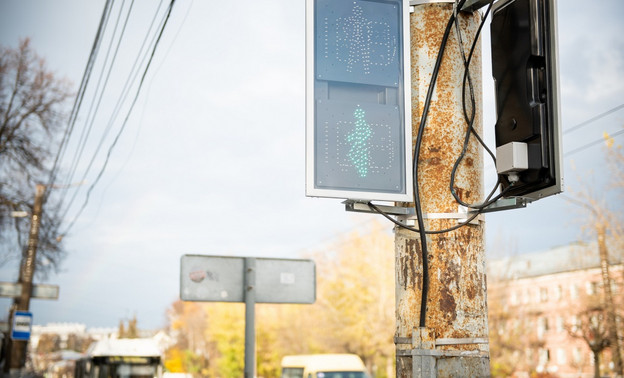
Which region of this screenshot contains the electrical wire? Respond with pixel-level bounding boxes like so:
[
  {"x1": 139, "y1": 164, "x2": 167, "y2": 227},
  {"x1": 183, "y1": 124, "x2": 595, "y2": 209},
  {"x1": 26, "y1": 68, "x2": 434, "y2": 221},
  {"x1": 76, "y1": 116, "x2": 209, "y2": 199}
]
[
  {"x1": 368, "y1": 183, "x2": 510, "y2": 235},
  {"x1": 410, "y1": 0, "x2": 468, "y2": 328},
  {"x1": 45, "y1": 0, "x2": 114, "y2": 200},
  {"x1": 88, "y1": 0, "x2": 190, "y2": 228},
  {"x1": 449, "y1": 0, "x2": 500, "y2": 210},
  {"x1": 564, "y1": 128, "x2": 624, "y2": 156},
  {"x1": 57, "y1": 0, "x2": 135, "y2": 219},
  {"x1": 563, "y1": 103, "x2": 624, "y2": 135},
  {"x1": 62, "y1": 0, "x2": 176, "y2": 235},
  {"x1": 369, "y1": 0, "x2": 497, "y2": 327},
  {"x1": 58, "y1": 0, "x2": 165, "y2": 224},
  {"x1": 61, "y1": 0, "x2": 134, "y2": 201}
]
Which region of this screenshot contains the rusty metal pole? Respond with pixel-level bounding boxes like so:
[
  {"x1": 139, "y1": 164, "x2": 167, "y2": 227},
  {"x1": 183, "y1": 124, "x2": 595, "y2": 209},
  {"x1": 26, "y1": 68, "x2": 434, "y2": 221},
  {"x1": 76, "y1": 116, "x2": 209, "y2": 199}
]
[
  {"x1": 5, "y1": 184, "x2": 45, "y2": 376},
  {"x1": 395, "y1": 3, "x2": 489, "y2": 377},
  {"x1": 597, "y1": 223, "x2": 623, "y2": 377}
]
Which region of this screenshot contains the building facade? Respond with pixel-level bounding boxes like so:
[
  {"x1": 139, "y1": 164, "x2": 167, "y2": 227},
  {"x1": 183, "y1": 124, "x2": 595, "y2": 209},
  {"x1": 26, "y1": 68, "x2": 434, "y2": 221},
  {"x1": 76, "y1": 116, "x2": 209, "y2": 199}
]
[{"x1": 487, "y1": 241, "x2": 623, "y2": 377}]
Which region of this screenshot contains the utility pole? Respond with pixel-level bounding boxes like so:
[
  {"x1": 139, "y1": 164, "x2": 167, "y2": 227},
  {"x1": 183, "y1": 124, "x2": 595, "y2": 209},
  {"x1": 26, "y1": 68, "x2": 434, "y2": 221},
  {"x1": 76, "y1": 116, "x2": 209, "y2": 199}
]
[
  {"x1": 597, "y1": 222, "x2": 623, "y2": 377},
  {"x1": 5, "y1": 184, "x2": 45, "y2": 376},
  {"x1": 395, "y1": 3, "x2": 489, "y2": 377}
]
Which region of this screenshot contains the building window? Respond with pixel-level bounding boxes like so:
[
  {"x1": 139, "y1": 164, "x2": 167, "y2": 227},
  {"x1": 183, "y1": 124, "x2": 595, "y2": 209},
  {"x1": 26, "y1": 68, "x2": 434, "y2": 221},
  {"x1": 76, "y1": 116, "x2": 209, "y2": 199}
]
[
  {"x1": 523, "y1": 289, "x2": 530, "y2": 304},
  {"x1": 611, "y1": 279, "x2": 619, "y2": 294},
  {"x1": 556, "y1": 316, "x2": 564, "y2": 333},
  {"x1": 573, "y1": 347, "x2": 583, "y2": 364},
  {"x1": 570, "y1": 315, "x2": 580, "y2": 332},
  {"x1": 570, "y1": 283, "x2": 579, "y2": 299},
  {"x1": 554, "y1": 285, "x2": 562, "y2": 301},
  {"x1": 538, "y1": 317, "x2": 549, "y2": 339},
  {"x1": 510, "y1": 291, "x2": 518, "y2": 305},
  {"x1": 557, "y1": 348, "x2": 566, "y2": 365},
  {"x1": 538, "y1": 348, "x2": 551, "y2": 366},
  {"x1": 586, "y1": 281, "x2": 598, "y2": 295},
  {"x1": 540, "y1": 287, "x2": 548, "y2": 302}
]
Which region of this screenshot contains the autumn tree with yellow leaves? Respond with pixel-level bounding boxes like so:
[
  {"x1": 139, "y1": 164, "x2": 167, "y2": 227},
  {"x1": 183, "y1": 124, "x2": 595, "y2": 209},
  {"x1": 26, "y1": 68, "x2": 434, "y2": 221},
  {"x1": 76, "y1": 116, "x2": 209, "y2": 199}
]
[{"x1": 164, "y1": 220, "x2": 396, "y2": 377}]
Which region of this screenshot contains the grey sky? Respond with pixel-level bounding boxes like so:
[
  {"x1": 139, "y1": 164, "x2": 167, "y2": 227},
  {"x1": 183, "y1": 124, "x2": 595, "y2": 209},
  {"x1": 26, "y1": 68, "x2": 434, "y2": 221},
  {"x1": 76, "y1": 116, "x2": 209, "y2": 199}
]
[{"x1": 1, "y1": 0, "x2": 623, "y2": 329}]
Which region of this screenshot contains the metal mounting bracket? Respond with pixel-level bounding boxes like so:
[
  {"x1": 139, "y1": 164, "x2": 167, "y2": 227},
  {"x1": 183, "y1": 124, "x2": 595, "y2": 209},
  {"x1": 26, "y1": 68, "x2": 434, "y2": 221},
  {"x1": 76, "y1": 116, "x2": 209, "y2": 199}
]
[
  {"x1": 344, "y1": 197, "x2": 528, "y2": 221},
  {"x1": 395, "y1": 329, "x2": 490, "y2": 377}
]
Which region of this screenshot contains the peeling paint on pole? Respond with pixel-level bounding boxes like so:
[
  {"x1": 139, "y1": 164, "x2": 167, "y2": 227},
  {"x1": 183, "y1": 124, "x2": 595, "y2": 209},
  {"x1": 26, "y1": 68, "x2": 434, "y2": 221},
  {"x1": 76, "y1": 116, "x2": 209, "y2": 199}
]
[{"x1": 395, "y1": 4, "x2": 489, "y2": 377}]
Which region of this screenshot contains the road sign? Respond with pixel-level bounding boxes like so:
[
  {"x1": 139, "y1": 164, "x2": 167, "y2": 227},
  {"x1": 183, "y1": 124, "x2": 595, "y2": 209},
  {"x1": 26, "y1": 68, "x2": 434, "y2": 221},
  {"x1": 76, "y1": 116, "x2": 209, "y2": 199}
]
[
  {"x1": 180, "y1": 255, "x2": 316, "y2": 304},
  {"x1": 305, "y1": 0, "x2": 412, "y2": 202},
  {"x1": 11, "y1": 311, "x2": 33, "y2": 341},
  {"x1": 0, "y1": 282, "x2": 59, "y2": 300},
  {"x1": 180, "y1": 254, "x2": 316, "y2": 378}
]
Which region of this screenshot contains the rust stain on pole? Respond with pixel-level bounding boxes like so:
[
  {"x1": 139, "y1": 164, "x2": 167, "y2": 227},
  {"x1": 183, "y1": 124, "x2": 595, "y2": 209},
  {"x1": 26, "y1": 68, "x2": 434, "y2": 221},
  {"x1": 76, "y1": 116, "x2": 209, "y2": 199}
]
[{"x1": 395, "y1": 4, "x2": 489, "y2": 376}]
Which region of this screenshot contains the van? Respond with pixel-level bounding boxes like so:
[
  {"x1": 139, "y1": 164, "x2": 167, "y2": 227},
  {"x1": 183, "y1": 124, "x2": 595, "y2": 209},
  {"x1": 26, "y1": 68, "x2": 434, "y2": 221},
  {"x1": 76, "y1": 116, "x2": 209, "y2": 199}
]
[{"x1": 280, "y1": 354, "x2": 368, "y2": 378}]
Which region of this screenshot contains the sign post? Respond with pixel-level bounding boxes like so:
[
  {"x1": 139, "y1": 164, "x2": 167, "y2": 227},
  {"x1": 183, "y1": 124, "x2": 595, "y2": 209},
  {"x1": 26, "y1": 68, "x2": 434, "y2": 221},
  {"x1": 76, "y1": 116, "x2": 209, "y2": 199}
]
[
  {"x1": 180, "y1": 255, "x2": 316, "y2": 378},
  {"x1": 244, "y1": 258, "x2": 256, "y2": 378}
]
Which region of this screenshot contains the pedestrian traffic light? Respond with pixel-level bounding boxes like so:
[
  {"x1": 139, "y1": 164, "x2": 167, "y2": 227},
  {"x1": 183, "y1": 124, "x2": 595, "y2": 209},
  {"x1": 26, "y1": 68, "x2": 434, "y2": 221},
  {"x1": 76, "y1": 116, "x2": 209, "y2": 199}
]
[
  {"x1": 305, "y1": 0, "x2": 412, "y2": 202},
  {"x1": 491, "y1": 0, "x2": 563, "y2": 200}
]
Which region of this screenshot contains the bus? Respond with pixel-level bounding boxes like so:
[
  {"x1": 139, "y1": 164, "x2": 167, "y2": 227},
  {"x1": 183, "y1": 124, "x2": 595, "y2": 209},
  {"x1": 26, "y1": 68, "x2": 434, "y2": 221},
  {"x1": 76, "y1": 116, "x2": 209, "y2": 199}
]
[
  {"x1": 281, "y1": 354, "x2": 368, "y2": 378},
  {"x1": 74, "y1": 338, "x2": 163, "y2": 378}
]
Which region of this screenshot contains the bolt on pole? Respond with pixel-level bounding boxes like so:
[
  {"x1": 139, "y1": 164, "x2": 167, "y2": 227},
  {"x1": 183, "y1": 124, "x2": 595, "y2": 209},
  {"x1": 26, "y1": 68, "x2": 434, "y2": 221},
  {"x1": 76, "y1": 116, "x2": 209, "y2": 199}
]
[{"x1": 395, "y1": 3, "x2": 489, "y2": 377}]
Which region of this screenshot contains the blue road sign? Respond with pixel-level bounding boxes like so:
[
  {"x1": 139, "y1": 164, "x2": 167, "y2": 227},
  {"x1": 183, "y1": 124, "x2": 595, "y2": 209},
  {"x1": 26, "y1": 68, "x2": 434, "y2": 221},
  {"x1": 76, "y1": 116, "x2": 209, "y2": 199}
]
[{"x1": 11, "y1": 311, "x2": 33, "y2": 341}]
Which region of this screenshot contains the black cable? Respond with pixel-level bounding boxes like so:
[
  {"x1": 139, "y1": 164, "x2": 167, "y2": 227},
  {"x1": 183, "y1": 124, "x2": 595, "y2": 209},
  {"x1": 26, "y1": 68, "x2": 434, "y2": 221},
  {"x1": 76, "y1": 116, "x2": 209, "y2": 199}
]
[
  {"x1": 62, "y1": 0, "x2": 133, "y2": 198},
  {"x1": 59, "y1": 0, "x2": 165, "y2": 224},
  {"x1": 45, "y1": 0, "x2": 114, "y2": 199},
  {"x1": 57, "y1": 0, "x2": 134, "y2": 221},
  {"x1": 564, "y1": 128, "x2": 624, "y2": 156},
  {"x1": 62, "y1": 0, "x2": 176, "y2": 235},
  {"x1": 369, "y1": 182, "x2": 510, "y2": 235},
  {"x1": 563, "y1": 103, "x2": 624, "y2": 135},
  {"x1": 411, "y1": 0, "x2": 467, "y2": 328},
  {"x1": 449, "y1": 0, "x2": 498, "y2": 210}
]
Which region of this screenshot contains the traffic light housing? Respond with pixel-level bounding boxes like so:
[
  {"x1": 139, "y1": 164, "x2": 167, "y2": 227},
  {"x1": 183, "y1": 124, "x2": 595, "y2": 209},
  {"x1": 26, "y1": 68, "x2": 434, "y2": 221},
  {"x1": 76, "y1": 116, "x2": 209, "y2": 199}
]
[
  {"x1": 305, "y1": 0, "x2": 412, "y2": 202},
  {"x1": 491, "y1": 0, "x2": 563, "y2": 200}
]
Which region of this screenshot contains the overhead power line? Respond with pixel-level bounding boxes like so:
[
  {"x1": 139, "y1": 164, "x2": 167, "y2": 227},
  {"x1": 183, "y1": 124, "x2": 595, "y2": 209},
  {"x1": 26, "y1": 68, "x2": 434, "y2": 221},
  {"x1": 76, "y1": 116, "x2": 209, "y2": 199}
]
[
  {"x1": 565, "y1": 128, "x2": 624, "y2": 156},
  {"x1": 563, "y1": 103, "x2": 624, "y2": 135},
  {"x1": 62, "y1": 0, "x2": 177, "y2": 235},
  {"x1": 46, "y1": 0, "x2": 114, "y2": 198},
  {"x1": 61, "y1": 0, "x2": 135, "y2": 200}
]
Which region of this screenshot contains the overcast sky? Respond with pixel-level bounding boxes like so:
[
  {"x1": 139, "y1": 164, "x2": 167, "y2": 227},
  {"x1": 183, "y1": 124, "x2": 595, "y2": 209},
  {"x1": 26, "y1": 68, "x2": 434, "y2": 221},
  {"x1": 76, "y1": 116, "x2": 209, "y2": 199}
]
[{"x1": 1, "y1": 0, "x2": 623, "y2": 329}]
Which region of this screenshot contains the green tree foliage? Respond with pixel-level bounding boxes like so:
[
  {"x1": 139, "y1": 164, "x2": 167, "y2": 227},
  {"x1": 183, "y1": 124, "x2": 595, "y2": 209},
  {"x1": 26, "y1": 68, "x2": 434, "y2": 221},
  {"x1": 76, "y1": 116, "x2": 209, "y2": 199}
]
[
  {"x1": 165, "y1": 221, "x2": 396, "y2": 377},
  {"x1": 205, "y1": 303, "x2": 245, "y2": 377},
  {"x1": 313, "y1": 221, "x2": 395, "y2": 376},
  {"x1": 164, "y1": 300, "x2": 211, "y2": 377}
]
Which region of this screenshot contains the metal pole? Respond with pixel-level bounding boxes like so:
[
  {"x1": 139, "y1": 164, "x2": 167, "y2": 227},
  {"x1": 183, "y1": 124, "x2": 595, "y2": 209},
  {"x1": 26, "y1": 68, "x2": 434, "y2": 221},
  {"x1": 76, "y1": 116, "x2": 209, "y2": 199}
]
[
  {"x1": 5, "y1": 184, "x2": 45, "y2": 376},
  {"x1": 597, "y1": 223, "x2": 623, "y2": 377},
  {"x1": 395, "y1": 4, "x2": 489, "y2": 377},
  {"x1": 244, "y1": 257, "x2": 256, "y2": 378}
]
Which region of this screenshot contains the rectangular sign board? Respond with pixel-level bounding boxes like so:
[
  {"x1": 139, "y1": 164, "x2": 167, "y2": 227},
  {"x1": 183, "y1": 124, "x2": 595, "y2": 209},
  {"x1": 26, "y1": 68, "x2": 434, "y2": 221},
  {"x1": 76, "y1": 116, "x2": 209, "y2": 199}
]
[
  {"x1": 180, "y1": 255, "x2": 315, "y2": 304},
  {"x1": 180, "y1": 255, "x2": 244, "y2": 302},
  {"x1": 11, "y1": 311, "x2": 33, "y2": 341},
  {"x1": 0, "y1": 282, "x2": 59, "y2": 300},
  {"x1": 255, "y1": 258, "x2": 316, "y2": 303}
]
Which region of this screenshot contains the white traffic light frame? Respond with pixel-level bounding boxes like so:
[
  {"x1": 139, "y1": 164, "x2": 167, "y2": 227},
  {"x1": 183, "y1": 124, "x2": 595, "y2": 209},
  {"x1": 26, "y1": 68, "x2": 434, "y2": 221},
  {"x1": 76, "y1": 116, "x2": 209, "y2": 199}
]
[{"x1": 305, "y1": 0, "x2": 412, "y2": 202}]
